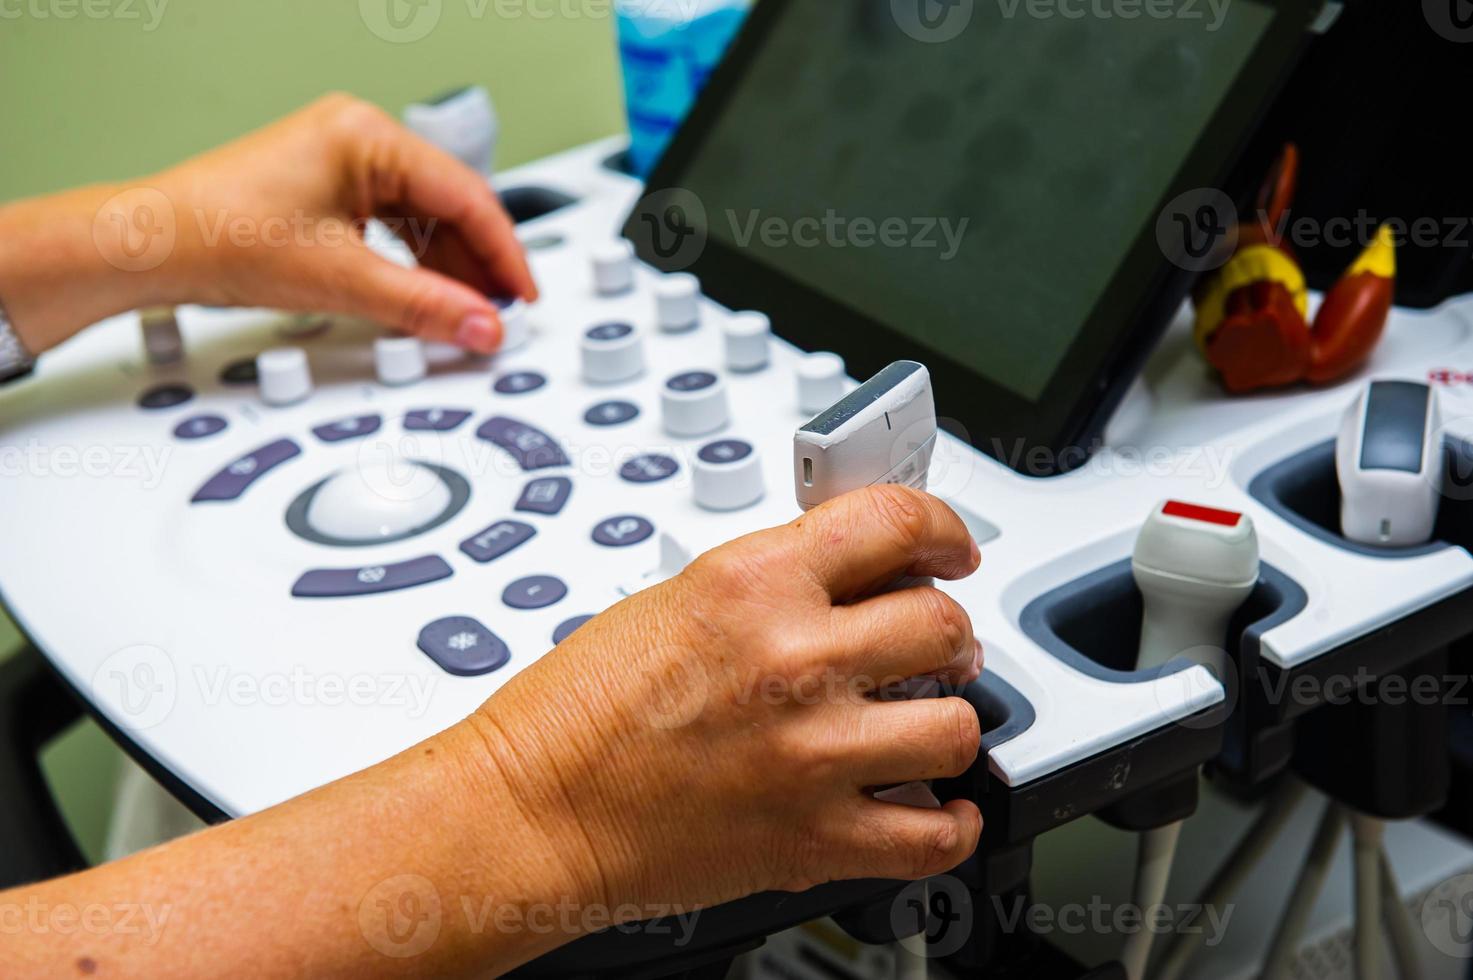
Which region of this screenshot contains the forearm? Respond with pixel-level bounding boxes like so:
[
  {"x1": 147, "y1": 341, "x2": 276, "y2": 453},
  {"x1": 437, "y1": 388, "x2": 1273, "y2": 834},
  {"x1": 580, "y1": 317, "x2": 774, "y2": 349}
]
[
  {"x1": 0, "y1": 719, "x2": 602, "y2": 978},
  {"x1": 0, "y1": 180, "x2": 198, "y2": 356}
]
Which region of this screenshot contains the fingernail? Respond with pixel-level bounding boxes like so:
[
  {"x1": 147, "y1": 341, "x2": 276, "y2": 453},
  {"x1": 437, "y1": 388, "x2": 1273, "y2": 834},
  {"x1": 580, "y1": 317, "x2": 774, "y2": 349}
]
[
  {"x1": 969, "y1": 640, "x2": 984, "y2": 680},
  {"x1": 456, "y1": 314, "x2": 498, "y2": 353},
  {"x1": 969, "y1": 537, "x2": 981, "y2": 567}
]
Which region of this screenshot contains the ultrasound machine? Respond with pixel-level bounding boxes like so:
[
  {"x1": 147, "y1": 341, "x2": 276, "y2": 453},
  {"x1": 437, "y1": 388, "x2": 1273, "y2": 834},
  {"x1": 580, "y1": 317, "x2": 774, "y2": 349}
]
[{"x1": 4, "y1": 1, "x2": 1473, "y2": 978}]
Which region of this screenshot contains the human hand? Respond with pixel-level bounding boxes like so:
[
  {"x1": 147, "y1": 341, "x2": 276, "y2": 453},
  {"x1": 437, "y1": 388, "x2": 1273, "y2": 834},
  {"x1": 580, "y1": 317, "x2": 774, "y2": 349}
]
[
  {"x1": 0, "y1": 94, "x2": 536, "y2": 356},
  {"x1": 469, "y1": 484, "x2": 985, "y2": 918},
  {"x1": 155, "y1": 93, "x2": 536, "y2": 353}
]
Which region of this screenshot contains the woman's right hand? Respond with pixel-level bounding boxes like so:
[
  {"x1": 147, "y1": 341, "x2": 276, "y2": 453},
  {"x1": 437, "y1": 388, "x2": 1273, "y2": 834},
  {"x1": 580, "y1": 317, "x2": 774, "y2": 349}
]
[{"x1": 467, "y1": 483, "x2": 986, "y2": 918}]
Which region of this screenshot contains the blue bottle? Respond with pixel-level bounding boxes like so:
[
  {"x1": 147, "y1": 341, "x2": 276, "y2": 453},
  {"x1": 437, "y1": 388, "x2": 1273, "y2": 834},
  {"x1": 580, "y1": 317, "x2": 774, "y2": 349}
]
[{"x1": 615, "y1": 0, "x2": 751, "y2": 177}]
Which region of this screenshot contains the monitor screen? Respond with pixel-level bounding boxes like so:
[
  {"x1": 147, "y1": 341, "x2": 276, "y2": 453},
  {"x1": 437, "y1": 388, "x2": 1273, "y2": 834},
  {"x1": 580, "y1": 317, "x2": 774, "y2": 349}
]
[{"x1": 629, "y1": 0, "x2": 1314, "y2": 473}]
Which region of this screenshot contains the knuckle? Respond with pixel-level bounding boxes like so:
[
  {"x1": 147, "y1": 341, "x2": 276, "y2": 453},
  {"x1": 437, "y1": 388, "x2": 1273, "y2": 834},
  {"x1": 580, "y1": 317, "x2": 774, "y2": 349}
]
[
  {"x1": 941, "y1": 698, "x2": 982, "y2": 774},
  {"x1": 690, "y1": 544, "x2": 767, "y2": 600},
  {"x1": 912, "y1": 821, "x2": 962, "y2": 879},
  {"x1": 398, "y1": 279, "x2": 446, "y2": 335},
  {"x1": 866, "y1": 484, "x2": 932, "y2": 553},
  {"x1": 917, "y1": 590, "x2": 968, "y2": 663}
]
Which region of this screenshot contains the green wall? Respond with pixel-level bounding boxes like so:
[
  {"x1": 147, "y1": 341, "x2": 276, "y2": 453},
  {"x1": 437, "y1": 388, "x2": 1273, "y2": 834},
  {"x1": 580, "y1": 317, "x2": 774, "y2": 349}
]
[
  {"x1": 1, "y1": 0, "x2": 627, "y2": 861},
  {"x1": 0, "y1": 0, "x2": 627, "y2": 200}
]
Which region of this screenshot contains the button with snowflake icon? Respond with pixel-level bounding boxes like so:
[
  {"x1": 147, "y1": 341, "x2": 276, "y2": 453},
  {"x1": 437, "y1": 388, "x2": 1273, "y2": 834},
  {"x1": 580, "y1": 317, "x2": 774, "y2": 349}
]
[{"x1": 417, "y1": 616, "x2": 510, "y2": 677}]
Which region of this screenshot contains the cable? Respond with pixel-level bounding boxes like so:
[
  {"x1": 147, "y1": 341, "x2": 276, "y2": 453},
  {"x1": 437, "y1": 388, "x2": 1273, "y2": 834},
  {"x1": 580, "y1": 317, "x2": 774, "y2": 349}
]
[
  {"x1": 1121, "y1": 820, "x2": 1184, "y2": 980},
  {"x1": 1351, "y1": 814, "x2": 1386, "y2": 980},
  {"x1": 1262, "y1": 802, "x2": 1346, "y2": 979},
  {"x1": 1155, "y1": 779, "x2": 1309, "y2": 980},
  {"x1": 895, "y1": 882, "x2": 929, "y2": 980},
  {"x1": 1378, "y1": 846, "x2": 1419, "y2": 980}
]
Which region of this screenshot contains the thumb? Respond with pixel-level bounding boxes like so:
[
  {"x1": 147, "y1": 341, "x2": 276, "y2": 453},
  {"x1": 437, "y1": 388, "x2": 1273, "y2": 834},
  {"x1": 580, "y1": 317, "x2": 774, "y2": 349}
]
[{"x1": 334, "y1": 247, "x2": 506, "y2": 353}]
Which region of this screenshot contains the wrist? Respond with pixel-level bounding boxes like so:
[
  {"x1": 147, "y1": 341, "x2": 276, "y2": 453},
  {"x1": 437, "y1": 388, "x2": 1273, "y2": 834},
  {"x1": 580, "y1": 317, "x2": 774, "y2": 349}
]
[
  {"x1": 0, "y1": 180, "x2": 189, "y2": 354},
  {"x1": 442, "y1": 713, "x2": 618, "y2": 940}
]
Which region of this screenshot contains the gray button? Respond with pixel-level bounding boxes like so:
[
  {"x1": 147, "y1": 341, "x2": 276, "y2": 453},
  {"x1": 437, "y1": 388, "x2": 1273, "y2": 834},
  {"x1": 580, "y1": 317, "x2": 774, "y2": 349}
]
[
  {"x1": 418, "y1": 617, "x2": 510, "y2": 676},
  {"x1": 667, "y1": 371, "x2": 718, "y2": 393},
  {"x1": 494, "y1": 371, "x2": 546, "y2": 395},
  {"x1": 585, "y1": 401, "x2": 640, "y2": 427},
  {"x1": 312, "y1": 414, "x2": 383, "y2": 443},
  {"x1": 175, "y1": 415, "x2": 228, "y2": 440},
  {"x1": 476, "y1": 417, "x2": 569, "y2": 471},
  {"x1": 553, "y1": 615, "x2": 594, "y2": 645},
  {"x1": 503, "y1": 575, "x2": 568, "y2": 610},
  {"x1": 586, "y1": 321, "x2": 635, "y2": 342},
  {"x1": 592, "y1": 515, "x2": 655, "y2": 548},
  {"x1": 516, "y1": 477, "x2": 573, "y2": 515},
  {"x1": 460, "y1": 520, "x2": 536, "y2": 563},
  {"x1": 620, "y1": 454, "x2": 680, "y2": 484},
  {"x1": 698, "y1": 439, "x2": 753, "y2": 465},
  {"x1": 405, "y1": 408, "x2": 471, "y2": 432},
  {"x1": 291, "y1": 555, "x2": 453, "y2": 598},
  {"x1": 138, "y1": 383, "x2": 194, "y2": 410},
  {"x1": 192, "y1": 439, "x2": 301, "y2": 503}
]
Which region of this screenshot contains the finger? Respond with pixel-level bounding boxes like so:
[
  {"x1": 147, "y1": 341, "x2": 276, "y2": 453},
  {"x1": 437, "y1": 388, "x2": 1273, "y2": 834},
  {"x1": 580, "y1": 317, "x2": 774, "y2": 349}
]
[
  {"x1": 793, "y1": 485, "x2": 979, "y2": 600},
  {"x1": 836, "y1": 798, "x2": 983, "y2": 882},
  {"x1": 361, "y1": 129, "x2": 538, "y2": 303},
  {"x1": 846, "y1": 698, "x2": 982, "y2": 787},
  {"x1": 828, "y1": 588, "x2": 981, "y2": 689},
  {"x1": 328, "y1": 245, "x2": 505, "y2": 353}
]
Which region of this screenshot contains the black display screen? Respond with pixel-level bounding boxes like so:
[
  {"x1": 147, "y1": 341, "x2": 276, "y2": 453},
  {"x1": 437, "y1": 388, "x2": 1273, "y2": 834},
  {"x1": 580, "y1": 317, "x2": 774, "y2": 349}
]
[{"x1": 628, "y1": 0, "x2": 1316, "y2": 473}]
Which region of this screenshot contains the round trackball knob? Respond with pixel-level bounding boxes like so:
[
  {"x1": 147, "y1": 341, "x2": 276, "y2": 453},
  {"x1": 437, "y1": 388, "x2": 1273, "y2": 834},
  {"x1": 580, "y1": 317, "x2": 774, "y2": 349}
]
[
  {"x1": 257, "y1": 347, "x2": 313, "y2": 406},
  {"x1": 581, "y1": 322, "x2": 644, "y2": 384},
  {"x1": 797, "y1": 351, "x2": 847, "y2": 415},
  {"x1": 661, "y1": 370, "x2": 729, "y2": 437},
  {"x1": 374, "y1": 336, "x2": 427, "y2": 387},
  {"x1": 724, "y1": 311, "x2": 771, "y2": 373},
  {"x1": 493, "y1": 297, "x2": 530, "y2": 353},
  {"x1": 655, "y1": 273, "x2": 701, "y2": 332},
  {"x1": 1132, "y1": 500, "x2": 1260, "y2": 674},
  {"x1": 592, "y1": 240, "x2": 636, "y2": 296},
  {"x1": 694, "y1": 439, "x2": 765, "y2": 511}
]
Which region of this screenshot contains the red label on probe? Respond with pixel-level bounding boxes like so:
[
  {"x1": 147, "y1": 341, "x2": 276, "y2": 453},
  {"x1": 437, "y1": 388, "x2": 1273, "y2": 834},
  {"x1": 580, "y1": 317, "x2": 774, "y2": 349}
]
[{"x1": 1162, "y1": 500, "x2": 1242, "y2": 527}]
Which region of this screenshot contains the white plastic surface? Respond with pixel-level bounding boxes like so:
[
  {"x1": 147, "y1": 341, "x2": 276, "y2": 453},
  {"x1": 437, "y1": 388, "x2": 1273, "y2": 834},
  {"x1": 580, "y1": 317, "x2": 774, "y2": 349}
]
[{"x1": 3, "y1": 137, "x2": 1472, "y2": 819}]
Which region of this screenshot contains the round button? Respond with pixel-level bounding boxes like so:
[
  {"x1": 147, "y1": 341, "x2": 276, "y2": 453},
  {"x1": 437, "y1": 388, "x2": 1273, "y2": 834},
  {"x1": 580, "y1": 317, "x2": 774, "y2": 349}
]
[
  {"x1": 374, "y1": 336, "x2": 427, "y2": 387},
  {"x1": 655, "y1": 273, "x2": 701, "y2": 332},
  {"x1": 797, "y1": 351, "x2": 847, "y2": 415},
  {"x1": 694, "y1": 439, "x2": 765, "y2": 511},
  {"x1": 493, "y1": 297, "x2": 531, "y2": 353},
  {"x1": 593, "y1": 515, "x2": 655, "y2": 548},
  {"x1": 581, "y1": 321, "x2": 645, "y2": 385},
  {"x1": 723, "y1": 312, "x2": 771, "y2": 372},
  {"x1": 661, "y1": 371, "x2": 729, "y2": 437},
  {"x1": 592, "y1": 240, "x2": 636, "y2": 296},
  {"x1": 503, "y1": 575, "x2": 568, "y2": 610},
  {"x1": 553, "y1": 615, "x2": 595, "y2": 645},
  {"x1": 219, "y1": 358, "x2": 259, "y2": 386},
  {"x1": 303, "y1": 460, "x2": 454, "y2": 544},
  {"x1": 257, "y1": 348, "x2": 313, "y2": 407},
  {"x1": 620, "y1": 454, "x2": 680, "y2": 484},
  {"x1": 585, "y1": 401, "x2": 640, "y2": 427},
  {"x1": 494, "y1": 371, "x2": 546, "y2": 395},
  {"x1": 138, "y1": 383, "x2": 194, "y2": 410},
  {"x1": 174, "y1": 415, "x2": 228, "y2": 440}
]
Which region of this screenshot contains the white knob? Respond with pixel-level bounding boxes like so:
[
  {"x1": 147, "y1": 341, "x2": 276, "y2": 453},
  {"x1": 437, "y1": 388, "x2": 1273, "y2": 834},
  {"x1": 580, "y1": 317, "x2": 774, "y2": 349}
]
[
  {"x1": 592, "y1": 240, "x2": 636, "y2": 296},
  {"x1": 403, "y1": 86, "x2": 498, "y2": 175},
  {"x1": 258, "y1": 348, "x2": 313, "y2": 407},
  {"x1": 655, "y1": 273, "x2": 701, "y2": 332},
  {"x1": 1133, "y1": 500, "x2": 1260, "y2": 673},
  {"x1": 724, "y1": 312, "x2": 771, "y2": 372},
  {"x1": 661, "y1": 371, "x2": 728, "y2": 437},
  {"x1": 495, "y1": 298, "x2": 530, "y2": 353},
  {"x1": 797, "y1": 351, "x2": 847, "y2": 415},
  {"x1": 374, "y1": 336, "x2": 427, "y2": 387},
  {"x1": 140, "y1": 307, "x2": 183, "y2": 365},
  {"x1": 581, "y1": 322, "x2": 644, "y2": 384},
  {"x1": 694, "y1": 439, "x2": 765, "y2": 511}
]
